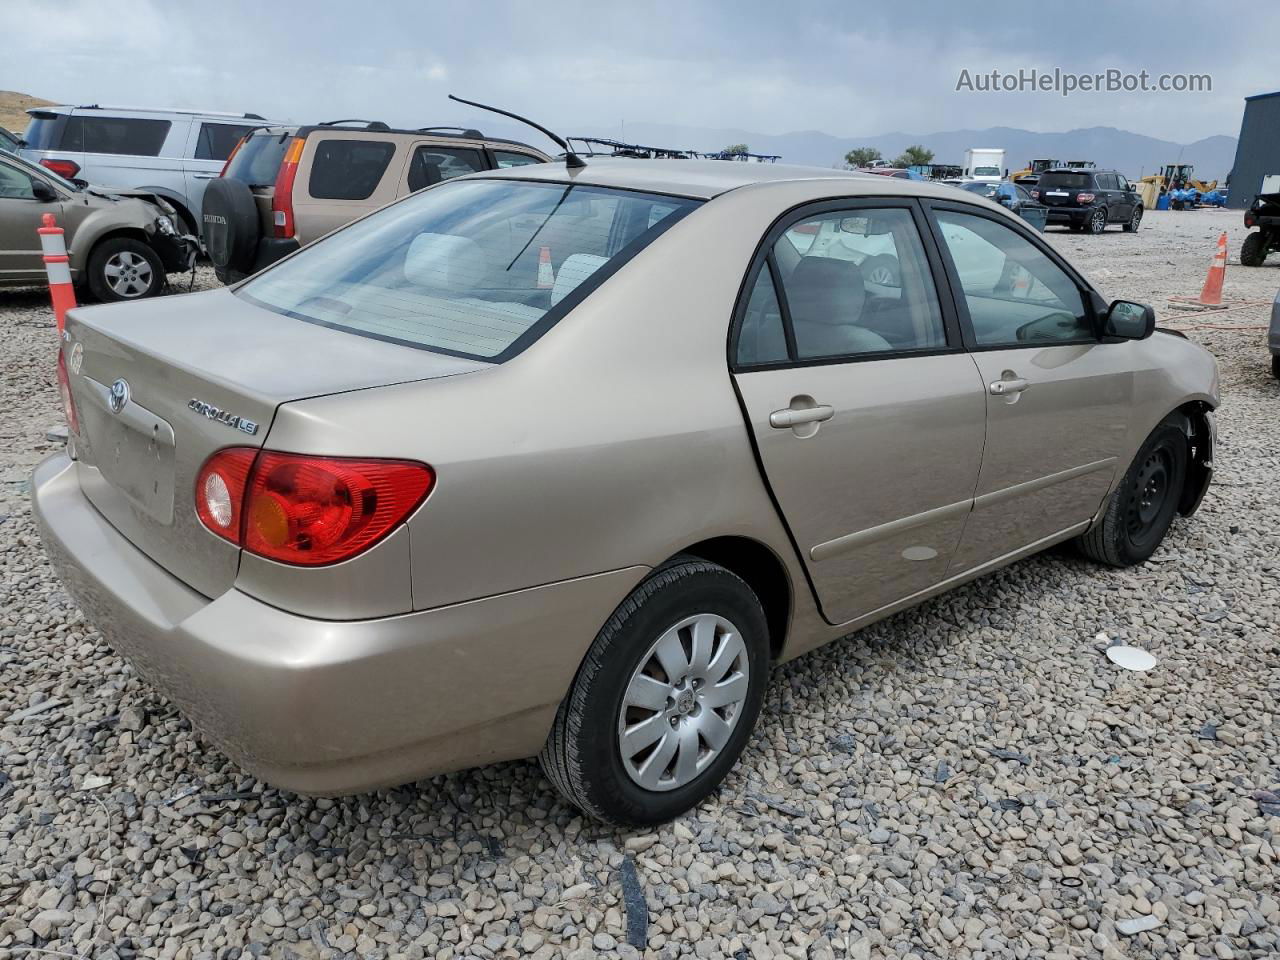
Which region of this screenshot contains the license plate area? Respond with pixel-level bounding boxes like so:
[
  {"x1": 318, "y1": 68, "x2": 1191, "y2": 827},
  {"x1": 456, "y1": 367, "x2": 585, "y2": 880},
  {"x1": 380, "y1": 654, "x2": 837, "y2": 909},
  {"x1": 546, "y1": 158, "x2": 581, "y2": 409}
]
[{"x1": 77, "y1": 377, "x2": 176, "y2": 524}]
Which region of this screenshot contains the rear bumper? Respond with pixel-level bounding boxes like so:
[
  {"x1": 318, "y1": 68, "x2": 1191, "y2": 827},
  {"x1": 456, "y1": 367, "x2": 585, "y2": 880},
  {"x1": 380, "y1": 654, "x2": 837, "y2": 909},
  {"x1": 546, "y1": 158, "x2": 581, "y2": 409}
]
[
  {"x1": 1044, "y1": 207, "x2": 1091, "y2": 225},
  {"x1": 152, "y1": 232, "x2": 198, "y2": 274},
  {"x1": 214, "y1": 237, "x2": 299, "y2": 285},
  {"x1": 33, "y1": 452, "x2": 644, "y2": 795}
]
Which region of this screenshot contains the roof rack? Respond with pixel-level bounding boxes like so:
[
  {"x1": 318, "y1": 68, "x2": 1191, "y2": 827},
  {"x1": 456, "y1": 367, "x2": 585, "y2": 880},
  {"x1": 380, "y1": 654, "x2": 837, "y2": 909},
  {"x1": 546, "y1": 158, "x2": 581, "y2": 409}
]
[
  {"x1": 319, "y1": 119, "x2": 392, "y2": 130},
  {"x1": 567, "y1": 137, "x2": 781, "y2": 163},
  {"x1": 418, "y1": 126, "x2": 484, "y2": 138},
  {"x1": 69, "y1": 104, "x2": 267, "y2": 120}
]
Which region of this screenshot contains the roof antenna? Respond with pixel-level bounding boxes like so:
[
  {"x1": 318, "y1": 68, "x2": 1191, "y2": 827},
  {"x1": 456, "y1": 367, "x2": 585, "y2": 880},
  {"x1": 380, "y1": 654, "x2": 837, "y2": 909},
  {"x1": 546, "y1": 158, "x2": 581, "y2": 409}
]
[{"x1": 448, "y1": 94, "x2": 585, "y2": 169}]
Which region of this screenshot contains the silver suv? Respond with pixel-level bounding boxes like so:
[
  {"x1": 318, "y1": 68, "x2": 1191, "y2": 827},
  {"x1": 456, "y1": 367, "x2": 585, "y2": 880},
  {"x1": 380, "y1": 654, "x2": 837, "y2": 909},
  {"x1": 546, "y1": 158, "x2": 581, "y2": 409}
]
[{"x1": 19, "y1": 104, "x2": 270, "y2": 238}]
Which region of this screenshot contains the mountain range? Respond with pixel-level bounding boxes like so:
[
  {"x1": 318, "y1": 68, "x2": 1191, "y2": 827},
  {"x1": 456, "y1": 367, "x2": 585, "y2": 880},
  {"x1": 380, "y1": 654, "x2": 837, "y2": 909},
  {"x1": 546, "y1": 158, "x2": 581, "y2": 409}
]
[{"x1": 559, "y1": 122, "x2": 1238, "y2": 181}]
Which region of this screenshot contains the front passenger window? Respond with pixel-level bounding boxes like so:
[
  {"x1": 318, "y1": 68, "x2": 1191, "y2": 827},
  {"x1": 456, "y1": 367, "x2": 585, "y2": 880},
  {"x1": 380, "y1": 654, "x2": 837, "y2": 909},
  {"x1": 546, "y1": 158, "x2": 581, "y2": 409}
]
[{"x1": 936, "y1": 211, "x2": 1091, "y2": 347}]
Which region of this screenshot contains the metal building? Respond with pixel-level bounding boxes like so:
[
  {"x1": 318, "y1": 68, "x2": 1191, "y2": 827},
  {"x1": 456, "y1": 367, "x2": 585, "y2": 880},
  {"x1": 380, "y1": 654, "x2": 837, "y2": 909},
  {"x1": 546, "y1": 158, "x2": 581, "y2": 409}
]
[{"x1": 1228, "y1": 90, "x2": 1280, "y2": 208}]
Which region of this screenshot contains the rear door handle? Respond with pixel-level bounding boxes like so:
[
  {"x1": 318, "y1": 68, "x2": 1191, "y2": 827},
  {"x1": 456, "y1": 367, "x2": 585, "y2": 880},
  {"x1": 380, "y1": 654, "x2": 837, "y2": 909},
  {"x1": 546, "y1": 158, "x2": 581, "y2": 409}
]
[
  {"x1": 988, "y1": 378, "x2": 1030, "y2": 396},
  {"x1": 770, "y1": 404, "x2": 834, "y2": 428},
  {"x1": 193, "y1": 173, "x2": 218, "y2": 179}
]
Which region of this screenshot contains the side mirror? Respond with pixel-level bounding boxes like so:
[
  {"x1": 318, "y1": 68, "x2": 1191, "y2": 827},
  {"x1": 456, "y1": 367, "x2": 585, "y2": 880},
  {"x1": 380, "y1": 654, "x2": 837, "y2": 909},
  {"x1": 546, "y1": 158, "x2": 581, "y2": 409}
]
[
  {"x1": 31, "y1": 180, "x2": 58, "y2": 202},
  {"x1": 1103, "y1": 300, "x2": 1156, "y2": 340}
]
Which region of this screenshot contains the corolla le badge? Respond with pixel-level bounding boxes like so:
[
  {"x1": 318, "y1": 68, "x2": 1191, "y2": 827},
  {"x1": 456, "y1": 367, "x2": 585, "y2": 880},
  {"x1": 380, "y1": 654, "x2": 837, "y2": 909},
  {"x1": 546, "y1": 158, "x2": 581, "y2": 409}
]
[
  {"x1": 108, "y1": 379, "x2": 130, "y2": 414},
  {"x1": 68, "y1": 341, "x2": 83, "y2": 375},
  {"x1": 188, "y1": 398, "x2": 259, "y2": 436}
]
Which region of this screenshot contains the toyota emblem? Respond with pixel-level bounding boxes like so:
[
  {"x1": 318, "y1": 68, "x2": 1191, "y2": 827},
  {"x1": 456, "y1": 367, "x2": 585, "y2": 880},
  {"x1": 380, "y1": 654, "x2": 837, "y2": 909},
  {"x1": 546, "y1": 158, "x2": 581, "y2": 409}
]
[{"x1": 108, "y1": 379, "x2": 130, "y2": 415}]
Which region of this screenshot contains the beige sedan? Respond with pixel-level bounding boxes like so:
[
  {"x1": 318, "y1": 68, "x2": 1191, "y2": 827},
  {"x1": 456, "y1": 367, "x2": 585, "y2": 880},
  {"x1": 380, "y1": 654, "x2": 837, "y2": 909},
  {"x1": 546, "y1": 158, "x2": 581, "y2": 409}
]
[{"x1": 34, "y1": 159, "x2": 1217, "y2": 824}]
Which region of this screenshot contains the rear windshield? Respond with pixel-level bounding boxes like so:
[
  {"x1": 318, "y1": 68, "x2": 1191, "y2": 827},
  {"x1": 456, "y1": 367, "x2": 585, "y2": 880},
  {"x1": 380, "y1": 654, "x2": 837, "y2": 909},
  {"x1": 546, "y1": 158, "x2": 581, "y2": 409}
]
[
  {"x1": 224, "y1": 130, "x2": 293, "y2": 186},
  {"x1": 22, "y1": 113, "x2": 63, "y2": 150},
  {"x1": 1039, "y1": 173, "x2": 1092, "y2": 190},
  {"x1": 239, "y1": 179, "x2": 700, "y2": 361}
]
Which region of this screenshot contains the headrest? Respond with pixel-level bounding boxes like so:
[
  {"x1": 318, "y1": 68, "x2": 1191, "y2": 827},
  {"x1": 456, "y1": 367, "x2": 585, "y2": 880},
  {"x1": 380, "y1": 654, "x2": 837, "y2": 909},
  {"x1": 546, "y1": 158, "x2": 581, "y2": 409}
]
[
  {"x1": 786, "y1": 256, "x2": 866, "y2": 327},
  {"x1": 551, "y1": 253, "x2": 608, "y2": 307}
]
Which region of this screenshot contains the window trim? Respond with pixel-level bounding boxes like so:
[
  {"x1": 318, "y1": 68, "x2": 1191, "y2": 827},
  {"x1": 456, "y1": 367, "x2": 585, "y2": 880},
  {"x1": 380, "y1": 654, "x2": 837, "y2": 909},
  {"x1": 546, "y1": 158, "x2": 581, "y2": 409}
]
[
  {"x1": 728, "y1": 197, "x2": 965, "y2": 373},
  {"x1": 921, "y1": 199, "x2": 1104, "y2": 352}
]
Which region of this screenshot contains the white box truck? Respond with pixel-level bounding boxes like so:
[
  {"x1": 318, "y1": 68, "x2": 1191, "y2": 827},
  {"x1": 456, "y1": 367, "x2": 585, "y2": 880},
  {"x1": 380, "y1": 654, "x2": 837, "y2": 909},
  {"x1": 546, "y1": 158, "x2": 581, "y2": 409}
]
[{"x1": 964, "y1": 148, "x2": 1006, "y2": 182}]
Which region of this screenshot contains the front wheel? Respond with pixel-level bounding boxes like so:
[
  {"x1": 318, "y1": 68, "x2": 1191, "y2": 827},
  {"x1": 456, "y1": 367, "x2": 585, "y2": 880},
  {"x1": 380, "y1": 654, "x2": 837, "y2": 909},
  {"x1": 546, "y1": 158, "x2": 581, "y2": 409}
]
[
  {"x1": 1123, "y1": 206, "x2": 1143, "y2": 232},
  {"x1": 87, "y1": 238, "x2": 165, "y2": 302},
  {"x1": 1240, "y1": 231, "x2": 1268, "y2": 267},
  {"x1": 540, "y1": 559, "x2": 769, "y2": 825},
  {"x1": 1076, "y1": 423, "x2": 1188, "y2": 566},
  {"x1": 1086, "y1": 207, "x2": 1108, "y2": 234}
]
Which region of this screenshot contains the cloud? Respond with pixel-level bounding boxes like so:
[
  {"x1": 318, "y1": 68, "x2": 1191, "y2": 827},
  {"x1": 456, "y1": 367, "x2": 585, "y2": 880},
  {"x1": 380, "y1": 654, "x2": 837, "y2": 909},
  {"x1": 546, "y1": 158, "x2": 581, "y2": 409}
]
[{"x1": 0, "y1": 0, "x2": 1269, "y2": 142}]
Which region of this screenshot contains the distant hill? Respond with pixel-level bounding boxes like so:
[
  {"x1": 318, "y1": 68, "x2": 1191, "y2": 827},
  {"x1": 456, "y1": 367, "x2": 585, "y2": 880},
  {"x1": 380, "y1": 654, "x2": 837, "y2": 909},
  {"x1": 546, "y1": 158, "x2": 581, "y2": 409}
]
[
  {"x1": 594, "y1": 122, "x2": 1238, "y2": 182},
  {"x1": 0, "y1": 91, "x2": 53, "y2": 134}
]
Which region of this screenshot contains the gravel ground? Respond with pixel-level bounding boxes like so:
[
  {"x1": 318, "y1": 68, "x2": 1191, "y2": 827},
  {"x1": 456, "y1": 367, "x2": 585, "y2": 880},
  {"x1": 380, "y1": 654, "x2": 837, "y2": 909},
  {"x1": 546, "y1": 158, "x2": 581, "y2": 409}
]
[{"x1": 1, "y1": 212, "x2": 1278, "y2": 960}]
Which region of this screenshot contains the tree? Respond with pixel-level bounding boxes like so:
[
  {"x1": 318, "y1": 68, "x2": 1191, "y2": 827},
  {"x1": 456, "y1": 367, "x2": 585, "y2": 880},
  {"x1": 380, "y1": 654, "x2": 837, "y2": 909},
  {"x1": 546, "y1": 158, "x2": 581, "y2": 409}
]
[
  {"x1": 844, "y1": 147, "x2": 882, "y2": 169},
  {"x1": 892, "y1": 144, "x2": 934, "y2": 168},
  {"x1": 722, "y1": 143, "x2": 749, "y2": 156}
]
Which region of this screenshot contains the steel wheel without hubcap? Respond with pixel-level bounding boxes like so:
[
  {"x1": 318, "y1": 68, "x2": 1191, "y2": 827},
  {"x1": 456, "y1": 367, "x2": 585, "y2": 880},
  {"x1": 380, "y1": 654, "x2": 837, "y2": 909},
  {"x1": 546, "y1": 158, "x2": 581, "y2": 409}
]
[
  {"x1": 1125, "y1": 448, "x2": 1172, "y2": 547},
  {"x1": 618, "y1": 613, "x2": 749, "y2": 792},
  {"x1": 104, "y1": 251, "x2": 154, "y2": 298}
]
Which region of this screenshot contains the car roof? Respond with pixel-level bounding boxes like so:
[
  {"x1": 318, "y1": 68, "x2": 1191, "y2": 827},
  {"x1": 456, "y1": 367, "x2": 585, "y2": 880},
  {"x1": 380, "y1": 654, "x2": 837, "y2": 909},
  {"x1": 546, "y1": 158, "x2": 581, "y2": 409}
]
[
  {"x1": 31, "y1": 104, "x2": 268, "y2": 121},
  {"x1": 471, "y1": 157, "x2": 977, "y2": 201},
  {"x1": 244, "y1": 122, "x2": 547, "y2": 155}
]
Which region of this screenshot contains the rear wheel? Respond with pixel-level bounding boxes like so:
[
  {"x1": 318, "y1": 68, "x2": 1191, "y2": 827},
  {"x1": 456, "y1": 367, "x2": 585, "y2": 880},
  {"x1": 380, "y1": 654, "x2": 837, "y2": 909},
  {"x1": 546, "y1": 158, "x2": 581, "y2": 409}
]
[
  {"x1": 87, "y1": 238, "x2": 165, "y2": 302},
  {"x1": 540, "y1": 559, "x2": 769, "y2": 825},
  {"x1": 1240, "y1": 231, "x2": 1268, "y2": 267},
  {"x1": 1086, "y1": 207, "x2": 1108, "y2": 234},
  {"x1": 1123, "y1": 206, "x2": 1143, "y2": 232},
  {"x1": 861, "y1": 254, "x2": 900, "y2": 287},
  {"x1": 1271, "y1": 355, "x2": 1280, "y2": 380},
  {"x1": 1076, "y1": 423, "x2": 1188, "y2": 566}
]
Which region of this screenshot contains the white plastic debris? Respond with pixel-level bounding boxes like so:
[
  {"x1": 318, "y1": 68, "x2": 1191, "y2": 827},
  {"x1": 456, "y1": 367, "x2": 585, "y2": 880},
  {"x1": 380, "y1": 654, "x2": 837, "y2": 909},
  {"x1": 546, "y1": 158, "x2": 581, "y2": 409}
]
[
  {"x1": 1116, "y1": 915, "x2": 1163, "y2": 935},
  {"x1": 80, "y1": 775, "x2": 112, "y2": 791},
  {"x1": 1106, "y1": 645, "x2": 1158, "y2": 672}
]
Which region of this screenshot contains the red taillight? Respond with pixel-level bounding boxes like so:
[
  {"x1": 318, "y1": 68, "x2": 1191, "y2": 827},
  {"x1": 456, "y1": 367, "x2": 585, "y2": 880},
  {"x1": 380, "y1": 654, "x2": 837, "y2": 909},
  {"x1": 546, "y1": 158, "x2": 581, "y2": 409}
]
[
  {"x1": 40, "y1": 157, "x2": 81, "y2": 179},
  {"x1": 270, "y1": 137, "x2": 305, "y2": 239},
  {"x1": 1244, "y1": 211, "x2": 1256, "y2": 228},
  {"x1": 195, "y1": 449, "x2": 434, "y2": 566},
  {"x1": 56, "y1": 350, "x2": 79, "y2": 435},
  {"x1": 1076, "y1": 192, "x2": 1096, "y2": 204}
]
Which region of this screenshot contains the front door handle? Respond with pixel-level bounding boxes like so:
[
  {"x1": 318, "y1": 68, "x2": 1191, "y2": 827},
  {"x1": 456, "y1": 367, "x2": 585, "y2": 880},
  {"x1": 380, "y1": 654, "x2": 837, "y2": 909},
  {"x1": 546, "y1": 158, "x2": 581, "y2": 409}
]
[
  {"x1": 193, "y1": 173, "x2": 218, "y2": 180},
  {"x1": 769, "y1": 404, "x2": 834, "y2": 428},
  {"x1": 988, "y1": 377, "x2": 1030, "y2": 396}
]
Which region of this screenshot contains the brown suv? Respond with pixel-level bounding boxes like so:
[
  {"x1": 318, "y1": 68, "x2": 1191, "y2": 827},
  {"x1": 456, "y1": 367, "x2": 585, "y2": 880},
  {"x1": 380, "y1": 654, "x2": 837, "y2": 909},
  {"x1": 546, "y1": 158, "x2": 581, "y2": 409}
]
[{"x1": 201, "y1": 121, "x2": 550, "y2": 283}]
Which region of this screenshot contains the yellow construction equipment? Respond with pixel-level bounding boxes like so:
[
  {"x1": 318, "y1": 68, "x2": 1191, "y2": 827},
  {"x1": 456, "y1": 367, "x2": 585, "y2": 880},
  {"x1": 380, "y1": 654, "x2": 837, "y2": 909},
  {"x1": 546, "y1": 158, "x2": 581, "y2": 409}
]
[
  {"x1": 1011, "y1": 158, "x2": 1057, "y2": 184},
  {"x1": 1141, "y1": 163, "x2": 1218, "y2": 194}
]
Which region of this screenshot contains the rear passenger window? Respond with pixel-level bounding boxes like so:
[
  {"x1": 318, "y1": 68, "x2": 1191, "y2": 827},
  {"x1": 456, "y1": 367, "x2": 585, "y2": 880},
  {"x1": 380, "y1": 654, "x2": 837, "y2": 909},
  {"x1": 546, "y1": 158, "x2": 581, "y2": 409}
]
[
  {"x1": 65, "y1": 116, "x2": 171, "y2": 156},
  {"x1": 308, "y1": 140, "x2": 396, "y2": 200},
  {"x1": 493, "y1": 150, "x2": 543, "y2": 168},
  {"x1": 773, "y1": 208, "x2": 947, "y2": 360},
  {"x1": 194, "y1": 123, "x2": 258, "y2": 161},
  {"x1": 407, "y1": 147, "x2": 485, "y2": 191},
  {"x1": 736, "y1": 266, "x2": 789, "y2": 366}
]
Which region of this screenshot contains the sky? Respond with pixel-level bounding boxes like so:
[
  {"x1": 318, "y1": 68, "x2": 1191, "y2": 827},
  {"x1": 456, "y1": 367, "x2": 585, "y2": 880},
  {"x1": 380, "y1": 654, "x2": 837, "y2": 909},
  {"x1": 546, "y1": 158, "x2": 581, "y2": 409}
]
[{"x1": 3, "y1": 0, "x2": 1271, "y2": 149}]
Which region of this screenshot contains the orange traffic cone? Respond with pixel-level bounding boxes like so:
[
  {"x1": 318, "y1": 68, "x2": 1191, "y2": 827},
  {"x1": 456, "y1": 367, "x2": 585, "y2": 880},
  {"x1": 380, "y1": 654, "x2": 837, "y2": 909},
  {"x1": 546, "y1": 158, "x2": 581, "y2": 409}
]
[
  {"x1": 1197, "y1": 232, "x2": 1227, "y2": 306},
  {"x1": 536, "y1": 245, "x2": 554, "y2": 289},
  {"x1": 38, "y1": 213, "x2": 77, "y2": 335}
]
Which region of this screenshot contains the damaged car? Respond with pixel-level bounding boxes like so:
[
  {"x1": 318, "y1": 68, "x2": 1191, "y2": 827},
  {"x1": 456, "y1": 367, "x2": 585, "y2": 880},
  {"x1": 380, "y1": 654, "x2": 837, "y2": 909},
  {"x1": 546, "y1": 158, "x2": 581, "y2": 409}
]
[{"x1": 0, "y1": 150, "x2": 195, "y2": 300}]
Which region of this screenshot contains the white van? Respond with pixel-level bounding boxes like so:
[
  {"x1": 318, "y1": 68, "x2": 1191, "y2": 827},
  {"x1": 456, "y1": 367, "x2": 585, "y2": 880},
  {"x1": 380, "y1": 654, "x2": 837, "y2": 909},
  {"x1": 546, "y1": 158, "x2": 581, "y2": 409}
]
[{"x1": 20, "y1": 105, "x2": 271, "y2": 239}]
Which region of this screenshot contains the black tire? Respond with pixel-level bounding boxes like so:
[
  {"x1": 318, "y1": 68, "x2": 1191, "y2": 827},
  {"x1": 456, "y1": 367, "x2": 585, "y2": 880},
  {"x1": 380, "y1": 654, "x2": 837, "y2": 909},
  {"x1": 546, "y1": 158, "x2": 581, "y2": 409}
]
[
  {"x1": 1240, "y1": 231, "x2": 1268, "y2": 267},
  {"x1": 1076, "y1": 423, "x2": 1188, "y2": 567},
  {"x1": 202, "y1": 178, "x2": 260, "y2": 275},
  {"x1": 1123, "y1": 205, "x2": 1143, "y2": 232},
  {"x1": 1086, "y1": 207, "x2": 1108, "y2": 234},
  {"x1": 86, "y1": 237, "x2": 165, "y2": 302},
  {"x1": 1271, "y1": 355, "x2": 1280, "y2": 380},
  {"x1": 540, "y1": 558, "x2": 770, "y2": 825}
]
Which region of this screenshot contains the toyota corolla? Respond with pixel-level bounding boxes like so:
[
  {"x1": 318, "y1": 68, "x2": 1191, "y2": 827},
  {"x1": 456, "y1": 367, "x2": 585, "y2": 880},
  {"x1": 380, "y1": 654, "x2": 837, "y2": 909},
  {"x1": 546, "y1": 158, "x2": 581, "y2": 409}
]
[{"x1": 34, "y1": 159, "x2": 1217, "y2": 824}]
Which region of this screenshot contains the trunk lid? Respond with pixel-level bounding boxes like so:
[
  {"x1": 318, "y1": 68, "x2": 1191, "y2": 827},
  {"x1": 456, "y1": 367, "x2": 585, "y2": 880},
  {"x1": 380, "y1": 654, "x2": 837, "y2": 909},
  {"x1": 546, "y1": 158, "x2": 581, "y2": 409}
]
[{"x1": 64, "y1": 287, "x2": 485, "y2": 598}]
